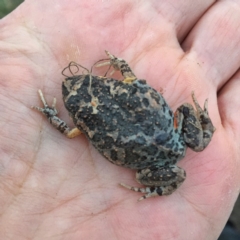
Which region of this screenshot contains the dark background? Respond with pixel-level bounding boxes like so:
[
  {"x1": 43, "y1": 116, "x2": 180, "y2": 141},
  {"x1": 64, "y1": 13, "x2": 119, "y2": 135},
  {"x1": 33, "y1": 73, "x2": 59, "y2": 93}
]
[{"x1": 0, "y1": 0, "x2": 22, "y2": 18}]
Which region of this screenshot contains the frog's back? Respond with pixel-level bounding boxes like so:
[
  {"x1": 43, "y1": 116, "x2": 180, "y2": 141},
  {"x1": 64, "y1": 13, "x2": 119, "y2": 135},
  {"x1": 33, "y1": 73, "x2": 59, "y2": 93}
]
[{"x1": 62, "y1": 75, "x2": 185, "y2": 169}]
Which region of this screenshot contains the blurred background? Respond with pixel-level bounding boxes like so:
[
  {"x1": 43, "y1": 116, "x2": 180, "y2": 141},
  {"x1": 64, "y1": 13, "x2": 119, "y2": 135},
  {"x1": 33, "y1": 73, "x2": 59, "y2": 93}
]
[
  {"x1": 1, "y1": 0, "x2": 240, "y2": 239},
  {"x1": 0, "y1": 0, "x2": 22, "y2": 18}
]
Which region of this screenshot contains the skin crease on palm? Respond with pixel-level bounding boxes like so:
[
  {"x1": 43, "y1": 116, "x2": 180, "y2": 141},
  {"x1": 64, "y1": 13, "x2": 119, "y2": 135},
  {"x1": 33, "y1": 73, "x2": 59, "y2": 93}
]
[{"x1": 1, "y1": 0, "x2": 240, "y2": 239}]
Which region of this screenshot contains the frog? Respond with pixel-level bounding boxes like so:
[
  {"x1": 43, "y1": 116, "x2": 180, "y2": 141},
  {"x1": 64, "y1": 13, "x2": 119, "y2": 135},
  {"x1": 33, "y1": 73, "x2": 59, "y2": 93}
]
[{"x1": 32, "y1": 51, "x2": 215, "y2": 201}]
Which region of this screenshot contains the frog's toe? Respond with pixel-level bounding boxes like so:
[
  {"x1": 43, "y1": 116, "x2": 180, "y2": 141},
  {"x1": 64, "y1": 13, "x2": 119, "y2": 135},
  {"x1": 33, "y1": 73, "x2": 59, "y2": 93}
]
[
  {"x1": 120, "y1": 165, "x2": 186, "y2": 200},
  {"x1": 32, "y1": 90, "x2": 58, "y2": 116},
  {"x1": 120, "y1": 183, "x2": 180, "y2": 201},
  {"x1": 120, "y1": 183, "x2": 160, "y2": 201}
]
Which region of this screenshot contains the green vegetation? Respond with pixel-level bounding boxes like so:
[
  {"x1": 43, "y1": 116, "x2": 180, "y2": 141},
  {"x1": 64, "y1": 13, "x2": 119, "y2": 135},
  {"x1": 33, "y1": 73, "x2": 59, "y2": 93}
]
[{"x1": 0, "y1": 0, "x2": 23, "y2": 18}]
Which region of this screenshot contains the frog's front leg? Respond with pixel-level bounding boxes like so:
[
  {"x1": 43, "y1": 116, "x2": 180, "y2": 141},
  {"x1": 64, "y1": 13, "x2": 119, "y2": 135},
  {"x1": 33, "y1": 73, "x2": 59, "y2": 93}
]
[
  {"x1": 97, "y1": 51, "x2": 137, "y2": 83},
  {"x1": 120, "y1": 165, "x2": 186, "y2": 201},
  {"x1": 32, "y1": 90, "x2": 82, "y2": 138},
  {"x1": 176, "y1": 92, "x2": 215, "y2": 151}
]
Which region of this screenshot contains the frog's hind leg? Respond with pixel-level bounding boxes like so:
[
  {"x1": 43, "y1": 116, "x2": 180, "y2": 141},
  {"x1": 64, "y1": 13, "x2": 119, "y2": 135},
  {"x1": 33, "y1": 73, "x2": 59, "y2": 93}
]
[
  {"x1": 32, "y1": 90, "x2": 82, "y2": 138},
  {"x1": 96, "y1": 51, "x2": 137, "y2": 84},
  {"x1": 176, "y1": 92, "x2": 215, "y2": 151},
  {"x1": 120, "y1": 165, "x2": 186, "y2": 201}
]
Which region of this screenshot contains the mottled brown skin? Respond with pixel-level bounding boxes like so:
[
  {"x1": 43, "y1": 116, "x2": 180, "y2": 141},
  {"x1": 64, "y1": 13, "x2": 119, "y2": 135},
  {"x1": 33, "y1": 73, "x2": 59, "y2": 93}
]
[{"x1": 33, "y1": 51, "x2": 215, "y2": 200}]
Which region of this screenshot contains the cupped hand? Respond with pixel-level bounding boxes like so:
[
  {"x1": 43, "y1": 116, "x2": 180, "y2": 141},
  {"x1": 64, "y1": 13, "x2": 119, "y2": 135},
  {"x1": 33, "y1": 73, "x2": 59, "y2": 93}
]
[{"x1": 0, "y1": 1, "x2": 240, "y2": 239}]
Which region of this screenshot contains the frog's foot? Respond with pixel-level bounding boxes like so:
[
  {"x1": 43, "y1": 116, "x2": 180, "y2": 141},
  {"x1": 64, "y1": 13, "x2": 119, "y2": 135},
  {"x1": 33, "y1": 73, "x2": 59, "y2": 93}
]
[
  {"x1": 176, "y1": 92, "x2": 215, "y2": 152},
  {"x1": 120, "y1": 165, "x2": 186, "y2": 201},
  {"x1": 120, "y1": 183, "x2": 165, "y2": 201},
  {"x1": 96, "y1": 51, "x2": 137, "y2": 83},
  {"x1": 32, "y1": 90, "x2": 82, "y2": 138}
]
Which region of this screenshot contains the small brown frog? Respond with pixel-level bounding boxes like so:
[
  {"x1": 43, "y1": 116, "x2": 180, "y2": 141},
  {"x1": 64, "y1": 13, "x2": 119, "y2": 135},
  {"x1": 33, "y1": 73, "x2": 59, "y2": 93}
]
[{"x1": 33, "y1": 51, "x2": 215, "y2": 200}]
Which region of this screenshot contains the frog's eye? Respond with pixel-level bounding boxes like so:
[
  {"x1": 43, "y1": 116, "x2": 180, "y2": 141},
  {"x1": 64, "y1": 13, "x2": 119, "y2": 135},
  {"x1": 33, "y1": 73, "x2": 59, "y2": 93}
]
[{"x1": 155, "y1": 131, "x2": 169, "y2": 144}]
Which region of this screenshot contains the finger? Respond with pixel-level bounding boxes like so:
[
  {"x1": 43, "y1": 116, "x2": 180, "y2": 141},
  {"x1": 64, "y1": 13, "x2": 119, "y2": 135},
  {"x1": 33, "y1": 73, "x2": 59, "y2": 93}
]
[
  {"x1": 13, "y1": 0, "x2": 215, "y2": 60},
  {"x1": 182, "y1": 1, "x2": 240, "y2": 89},
  {"x1": 217, "y1": 69, "x2": 240, "y2": 189},
  {"x1": 149, "y1": 0, "x2": 215, "y2": 41},
  {"x1": 218, "y1": 69, "x2": 240, "y2": 140}
]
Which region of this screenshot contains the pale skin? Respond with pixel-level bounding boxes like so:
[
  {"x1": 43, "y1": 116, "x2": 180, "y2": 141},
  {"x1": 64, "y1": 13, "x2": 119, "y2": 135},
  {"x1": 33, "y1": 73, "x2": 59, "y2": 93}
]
[{"x1": 0, "y1": 0, "x2": 240, "y2": 239}]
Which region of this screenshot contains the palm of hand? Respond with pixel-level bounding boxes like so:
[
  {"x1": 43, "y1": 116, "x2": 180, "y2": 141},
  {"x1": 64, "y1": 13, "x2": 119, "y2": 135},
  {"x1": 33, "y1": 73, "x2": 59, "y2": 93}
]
[{"x1": 1, "y1": 1, "x2": 240, "y2": 239}]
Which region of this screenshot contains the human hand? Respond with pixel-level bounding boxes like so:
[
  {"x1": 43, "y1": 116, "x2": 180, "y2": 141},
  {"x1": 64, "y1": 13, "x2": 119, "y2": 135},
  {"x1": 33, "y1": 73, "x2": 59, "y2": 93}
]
[{"x1": 0, "y1": 1, "x2": 240, "y2": 239}]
